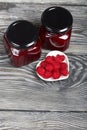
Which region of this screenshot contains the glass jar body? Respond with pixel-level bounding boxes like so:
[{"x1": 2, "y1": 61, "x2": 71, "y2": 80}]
[
  {"x1": 39, "y1": 26, "x2": 72, "y2": 51},
  {"x1": 3, "y1": 34, "x2": 41, "y2": 67}
]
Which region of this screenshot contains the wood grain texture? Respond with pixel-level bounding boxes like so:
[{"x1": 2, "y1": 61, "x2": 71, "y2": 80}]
[
  {"x1": 0, "y1": 111, "x2": 87, "y2": 129},
  {"x1": 0, "y1": 2, "x2": 87, "y2": 129},
  {"x1": 0, "y1": 0, "x2": 87, "y2": 6}
]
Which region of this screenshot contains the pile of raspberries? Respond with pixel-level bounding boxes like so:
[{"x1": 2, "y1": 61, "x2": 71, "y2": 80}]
[{"x1": 36, "y1": 54, "x2": 69, "y2": 79}]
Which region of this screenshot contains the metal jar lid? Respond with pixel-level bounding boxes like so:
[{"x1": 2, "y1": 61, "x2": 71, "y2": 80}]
[
  {"x1": 5, "y1": 20, "x2": 38, "y2": 49},
  {"x1": 41, "y1": 6, "x2": 73, "y2": 33}
]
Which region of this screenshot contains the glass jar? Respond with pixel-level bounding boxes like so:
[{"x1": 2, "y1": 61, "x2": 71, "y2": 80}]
[
  {"x1": 3, "y1": 20, "x2": 41, "y2": 67},
  {"x1": 39, "y1": 6, "x2": 73, "y2": 51}
]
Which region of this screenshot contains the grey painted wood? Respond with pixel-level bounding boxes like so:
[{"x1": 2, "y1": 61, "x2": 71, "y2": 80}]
[
  {"x1": 0, "y1": 0, "x2": 87, "y2": 5},
  {"x1": 0, "y1": 2, "x2": 87, "y2": 129},
  {"x1": 0, "y1": 111, "x2": 87, "y2": 130}
]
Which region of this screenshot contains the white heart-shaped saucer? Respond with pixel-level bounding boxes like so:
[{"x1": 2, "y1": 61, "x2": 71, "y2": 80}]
[{"x1": 36, "y1": 50, "x2": 69, "y2": 81}]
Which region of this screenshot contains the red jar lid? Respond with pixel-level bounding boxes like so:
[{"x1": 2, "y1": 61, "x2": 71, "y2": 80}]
[
  {"x1": 41, "y1": 6, "x2": 73, "y2": 33},
  {"x1": 5, "y1": 20, "x2": 38, "y2": 49}
]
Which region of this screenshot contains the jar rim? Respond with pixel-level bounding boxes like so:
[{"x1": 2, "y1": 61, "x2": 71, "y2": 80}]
[
  {"x1": 41, "y1": 6, "x2": 73, "y2": 33},
  {"x1": 5, "y1": 20, "x2": 38, "y2": 49}
]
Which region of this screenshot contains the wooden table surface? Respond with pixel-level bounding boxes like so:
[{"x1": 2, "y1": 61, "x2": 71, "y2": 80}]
[{"x1": 0, "y1": 2, "x2": 87, "y2": 130}]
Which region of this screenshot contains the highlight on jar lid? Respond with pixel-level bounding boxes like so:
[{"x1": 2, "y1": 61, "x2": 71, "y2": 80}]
[
  {"x1": 41, "y1": 6, "x2": 73, "y2": 33},
  {"x1": 5, "y1": 20, "x2": 38, "y2": 49}
]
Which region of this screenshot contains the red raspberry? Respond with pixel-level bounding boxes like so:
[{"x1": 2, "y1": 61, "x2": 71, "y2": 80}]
[
  {"x1": 60, "y1": 55, "x2": 65, "y2": 61},
  {"x1": 52, "y1": 62, "x2": 60, "y2": 70},
  {"x1": 55, "y1": 54, "x2": 65, "y2": 62},
  {"x1": 40, "y1": 60, "x2": 46, "y2": 68},
  {"x1": 45, "y1": 63, "x2": 54, "y2": 72},
  {"x1": 52, "y1": 71, "x2": 61, "y2": 79},
  {"x1": 60, "y1": 62, "x2": 67, "y2": 69},
  {"x1": 43, "y1": 71, "x2": 52, "y2": 79},
  {"x1": 45, "y1": 56, "x2": 54, "y2": 63},
  {"x1": 36, "y1": 66, "x2": 45, "y2": 76},
  {"x1": 61, "y1": 69, "x2": 69, "y2": 76}
]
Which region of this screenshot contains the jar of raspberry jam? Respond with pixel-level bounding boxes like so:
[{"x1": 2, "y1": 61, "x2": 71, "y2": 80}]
[
  {"x1": 39, "y1": 6, "x2": 73, "y2": 51},
  {"x1": 3, "y1": 20, "x2": 41, "y2": 67}
]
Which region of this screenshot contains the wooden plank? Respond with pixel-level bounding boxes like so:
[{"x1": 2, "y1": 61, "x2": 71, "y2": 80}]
[
  {"x1": 0, "y1": 0, "x2": 87, "y2": 6},
  {"x1": 0, "y1": 111, "x2": 87, "y2": 129}
]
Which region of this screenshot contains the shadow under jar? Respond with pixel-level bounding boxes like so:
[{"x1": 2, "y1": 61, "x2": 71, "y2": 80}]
[
  {"x1": 39, "y1": 6, "x2": 73, "y2": 51},
  {"x1": 3, "y1": 20, "x2": 41, "y2": 67}
]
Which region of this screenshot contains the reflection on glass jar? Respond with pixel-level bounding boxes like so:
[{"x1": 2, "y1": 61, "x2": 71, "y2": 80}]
[
  {"x1": 39, "y1": 6, "x2": 73, "y2": 51},
  {"x1": 3, "y1": 20, "x2": 41, "y2": 67}
]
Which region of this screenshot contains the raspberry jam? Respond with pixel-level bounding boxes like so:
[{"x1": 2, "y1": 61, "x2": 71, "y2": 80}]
[
  {"x1": 3, "y1": 20, "x2": 41, "y2": 67},
  {"x1": 39, "y1": 6, "x2": 73, "y2": 51}
]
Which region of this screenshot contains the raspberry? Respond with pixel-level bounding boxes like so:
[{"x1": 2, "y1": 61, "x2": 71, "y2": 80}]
[
  {"x1": 45, "y1": 63, "x2": 54, "y2": 72},
  {"x1": 61, "y1": 69, "x2": 69, "y2": 76},
  {"x1": 60, "y1": 62, "x2": 67, "y2": 69},
  {"x1": 55, "y1": 54, "x2": 65, "y2": 62},
  {"x1": 52, "y1": 62, "x2": 60, "y2": 70},
  {"x1": 40, "y1": 60, "x2": 46, "y2": 68},
  {"x1": 45, "y1": 56, "x2": 54, "y2": 63},
  {"x1": 52, "y1": 71, "x2": 61, "y2": 79},
  {"x1": 43, "y1": 71, "x2": 52, "y2": 79},
  {"x1": 59, "y1": 55, "x2": 65, "y2": 61},
  {"x1": 36, "y1": 66, "x2": 45, "y2": 76}
]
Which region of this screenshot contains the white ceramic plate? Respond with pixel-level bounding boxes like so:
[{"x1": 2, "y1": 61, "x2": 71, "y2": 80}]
[{"x1": 36, "y1": 50, "x2": 69, "y2": 81}]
